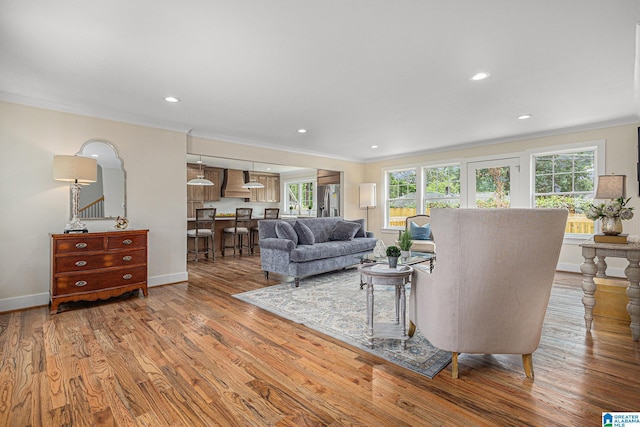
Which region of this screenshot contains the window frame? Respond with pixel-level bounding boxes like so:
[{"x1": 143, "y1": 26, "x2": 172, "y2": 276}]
[
  {"x1": 423, "y1": 163, "x2": 461, "y2": 213},
  {"x1": 284, "y1": 179, "x2": 316, "y2": 215},
  {"x1": 380, "y1": 140, "x2": 605, "y2": 243},
  {"x1": 384, "y1": 167, "x2": 418, "y2": 229},
  {"x1": 527, "y1": 141, "x2": 604, "y2": 242}
]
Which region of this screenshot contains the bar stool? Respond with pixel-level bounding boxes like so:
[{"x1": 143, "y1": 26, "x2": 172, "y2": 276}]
[
  {"x1": 222, "y1": 208, "x2": 253, "y2": 256},
  {"x1": 187, "y1": 208, "x2": 216, "y2": 262},
  {"x1": 250, "y1": 208, "x2": 279, "y2": 253}
]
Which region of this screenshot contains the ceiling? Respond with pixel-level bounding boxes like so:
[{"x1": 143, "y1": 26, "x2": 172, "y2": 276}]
[{"x1": 2, "y1": 1, "x2": 639, "y2": 162}]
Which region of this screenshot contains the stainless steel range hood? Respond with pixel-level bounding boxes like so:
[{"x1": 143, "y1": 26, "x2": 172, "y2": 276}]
[{"x1": 221, "y1": 169, "x2": 251, "y2": 198}]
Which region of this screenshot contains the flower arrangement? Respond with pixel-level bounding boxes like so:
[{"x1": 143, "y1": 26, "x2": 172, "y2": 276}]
[{"x1": 585, "y1": 197, "x2": 634, "y2": 221}]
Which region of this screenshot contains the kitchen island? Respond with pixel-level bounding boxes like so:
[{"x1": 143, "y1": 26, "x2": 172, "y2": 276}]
[{"x1": 187, "y1": 215, "x2": 258, "y2": 258}]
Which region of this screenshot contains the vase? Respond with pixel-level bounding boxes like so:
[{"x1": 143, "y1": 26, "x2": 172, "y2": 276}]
[
  {"x1": 388, "y1": 256, "x2": 399, "y2": 269},
  {"x1": 400, "y1": 250, "x2": 411, "y2": 262},
  {"x1": 601, "y1": 217, "x2": 623, "y2": 236}
]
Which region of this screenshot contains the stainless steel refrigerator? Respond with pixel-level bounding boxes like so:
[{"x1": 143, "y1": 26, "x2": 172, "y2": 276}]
[{"x1": 317, "y1": 184, "x2": 340, "y2": 217}]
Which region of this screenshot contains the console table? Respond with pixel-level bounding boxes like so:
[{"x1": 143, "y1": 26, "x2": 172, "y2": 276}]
[{"x1": 579, "y1": 240, "x2": 640, "y2": 341}]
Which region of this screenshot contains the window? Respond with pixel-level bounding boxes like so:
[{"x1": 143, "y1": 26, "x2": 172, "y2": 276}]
[
  {"x1": 423, "y1": 165, "x2": 460, "y2": 213},
  {"x1": 286, "y1": 181, "x2": 315, "y2": 214},
  {"x1": 387, "y1": 168, "x2": 417, "y2": 227},
  {"x1": 533, "y1": 149, "x2": 596, "y2": 235}
]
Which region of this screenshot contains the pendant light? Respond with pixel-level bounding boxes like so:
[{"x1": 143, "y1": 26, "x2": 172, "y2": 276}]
[
  {"x1": 242, "y1": 162, "x2": 265, "y2": 189},
  {"x1": 187, "y1": 156, "x2": 214, "y2": 186}
]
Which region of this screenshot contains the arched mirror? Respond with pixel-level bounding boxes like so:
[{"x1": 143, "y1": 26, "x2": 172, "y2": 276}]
[{"x1": 75, "y1": 140, "x2": 126, "y2": 219}]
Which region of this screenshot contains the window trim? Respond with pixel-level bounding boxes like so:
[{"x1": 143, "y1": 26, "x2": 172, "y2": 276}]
[
  {"x1": 284, "y1": 179, "x2": 317, "y2": 214},
  {"x1": 380, "y1": 140, "x2": 605, "y2": 240},
  {"x1": 383, "y1": 166, "x2": 419, "y2": 229},
  {"x1": 525, "y1": 140, "x2": 605, "y2": 243}
]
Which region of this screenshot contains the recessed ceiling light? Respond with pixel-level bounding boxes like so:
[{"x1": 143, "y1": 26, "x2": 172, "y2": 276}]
[
  {"x1": 196, "y1": 159, "x2": 203, "y2": 164},
  {"x1": 371, "y1": 145, "x2": 379, "y2": 149},
  {"x1": 470, "y1": 72, "x2": 490, "y2": 81},
  {"x1": 297, "y1": 129, "x2": 307, "y2": 133},
  {"x1": 164, "y1": 96, "x2": 180, "y2": 103},
  {"x1": 518, "y1": 114, "x2": 532, "y2": 120},
  {"x1": 91, "y1": 154, "x2": 99, "y2": 157}
]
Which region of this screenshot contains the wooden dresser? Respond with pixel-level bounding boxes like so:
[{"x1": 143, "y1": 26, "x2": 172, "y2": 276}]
[{"x1": 50, "y1": 229, "x2": 148, "y2": 314}]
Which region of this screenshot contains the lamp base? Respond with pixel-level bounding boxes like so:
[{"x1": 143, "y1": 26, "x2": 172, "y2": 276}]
[
  {"x1": 64, "y1": 220, "x2": 88, "y2": 234},
  {"x1": 64, "y1": 228, "x2": 88, "y2": 234}
]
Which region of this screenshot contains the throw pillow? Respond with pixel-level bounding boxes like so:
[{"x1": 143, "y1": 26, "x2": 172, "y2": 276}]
[
  {"x1": 330, "y1": 220, "x2": 361, "y2": 241},
  {"x1": 410, "y1": 221, "x2": 431, "y2": 240},
  {"x1": 294, "y1": 221, "x2": 315, "y2": 245},
  {"x1": 275, "y1": 221, "x2": 298, "y2": 245},
  {"x1": 346, "y1": 218, "x2": 366, "y2": 238}
]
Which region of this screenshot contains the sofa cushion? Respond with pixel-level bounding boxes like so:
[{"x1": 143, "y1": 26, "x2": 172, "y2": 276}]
[
  {"x1": 294, "y1": 221, "x2": 315, "y2": 245},
  {"x1": 410, "y1": 221, "x2": 431, "y2": 240},
  {"x1": 290, "y1": 238, "x2": 377, "y2": 262},
  {"x1": 346, "y1": 218, "x2": 366, "y2": 238},
  {"x1": 330, "y1": 221, "x2": 361, "y2": 241},
  {"x1": 275, "y1": 221, "x2": 298, "y2": 245}
]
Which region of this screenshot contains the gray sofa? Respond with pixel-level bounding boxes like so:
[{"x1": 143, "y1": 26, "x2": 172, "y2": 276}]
[{"x1": 258, "y1": 217, "x2": 377, "y2": 286}]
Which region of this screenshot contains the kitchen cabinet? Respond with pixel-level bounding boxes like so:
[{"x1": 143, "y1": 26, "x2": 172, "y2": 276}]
[
  {"x1": 248, "y1": 172, "x2": 280, "y2": 203},
  {"x1": 187, "y1": 163, "x2": 222, "y2": 203},
  {"x1": 317, "y1": 169, "x2": 341, "y2": 185}
]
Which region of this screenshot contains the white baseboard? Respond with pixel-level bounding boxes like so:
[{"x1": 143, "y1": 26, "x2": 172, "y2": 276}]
[
  {"x1": 148, "y1": 271, "x2": 188, "y2": 287},
  {"x1": 0, "y1": 293, "x2": 50, "y2": 313},
  {"x1": 0, "y1": 271, "x2": 189, "y2": 313}
]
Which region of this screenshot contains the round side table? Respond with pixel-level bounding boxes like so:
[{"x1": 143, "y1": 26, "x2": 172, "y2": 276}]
[{"x1": 357, "y1": 264, "x2": 414, "y2": 349}]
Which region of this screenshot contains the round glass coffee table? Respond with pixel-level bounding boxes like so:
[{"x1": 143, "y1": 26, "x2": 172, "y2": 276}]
[{"x1": 357, "y1": 263, "x2": 414, "y2": 349}]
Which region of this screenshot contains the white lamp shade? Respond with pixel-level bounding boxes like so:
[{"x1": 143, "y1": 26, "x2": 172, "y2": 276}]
[
  {"x1": 187, "y1": 177, "x2": 214, "y2": 186},
  {"x1": 595, "y1": 175, "x2": 626, "y2": 199},
  {"x1": 53, "y1": 155, "x2": 97, "y2": 183},
  {"x1": 242, "y1": 181, "x2": 264, "y2": 189},
  {"x1": 359, "y1": 183, "x2": 376, "y2": 209}
]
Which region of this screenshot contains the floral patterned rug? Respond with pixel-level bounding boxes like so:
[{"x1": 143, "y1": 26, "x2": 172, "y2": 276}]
[{"x1": 233, "y1": 268, "x2": 451, "y2": 379}]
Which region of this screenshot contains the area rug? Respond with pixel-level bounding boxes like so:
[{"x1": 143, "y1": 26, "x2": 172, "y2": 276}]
[{"x1": 233, "y1": 268, "x2": 451, "y2": 379}]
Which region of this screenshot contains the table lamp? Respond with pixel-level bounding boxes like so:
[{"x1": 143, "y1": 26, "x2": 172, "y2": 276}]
[{"x1": 53, "y1": 155, "x2": 97, "y2": 233}]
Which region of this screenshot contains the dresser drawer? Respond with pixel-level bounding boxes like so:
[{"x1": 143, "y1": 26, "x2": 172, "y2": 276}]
[
  {"x1": 107, "y1": 233, "x2": 146, "y2": 250},
  {"x1": 54, "y1": 265, "x2": 147, "y2": 296},
  {"x1": 54, "y1": 249, "x2": 147, "y2": 273},
  {"x1": 54, "y1": 236, "x2": 104, "y2": 253}
]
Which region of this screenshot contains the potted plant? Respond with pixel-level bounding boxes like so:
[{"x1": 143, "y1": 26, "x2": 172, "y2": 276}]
[
  {"x1": 398, "y1": 230, "x2": 413, "y2": 261},
  {"x1": 386, "y1": 245, "x2": 401, "y2": 268}
]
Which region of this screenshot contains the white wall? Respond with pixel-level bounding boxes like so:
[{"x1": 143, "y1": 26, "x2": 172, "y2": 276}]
[{"x1": 0, "y1": 101, "x2": 188, "y2": 311}]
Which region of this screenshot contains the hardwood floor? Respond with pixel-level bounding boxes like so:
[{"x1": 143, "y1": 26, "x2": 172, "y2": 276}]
[{"x1": 1, "y1": 255, "x2": 639, "y2": 426}]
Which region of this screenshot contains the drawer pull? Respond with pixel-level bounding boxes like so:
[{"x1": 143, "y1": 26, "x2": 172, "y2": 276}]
[
  {"x1": 75, "y1": 280, "x2": 88, "y2": 287},
  {"x1": 123, "y1": 239, "x2": 133, "y2": 245},
  {"x1": 75, "y1": 242, "x2": 88, "y2": 249},
  {"x1": 75, "y1": 260, "x2": 87, "y2": 267},
  {"x1": 123, "y1": 274, "x2": 133, "y2": 280},
  {"x1": 122, "y1": 256, "x2": 132, "y2": 262}
]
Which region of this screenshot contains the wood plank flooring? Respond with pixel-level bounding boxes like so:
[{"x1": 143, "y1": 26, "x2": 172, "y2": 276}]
[{"x1": 1, "y1": 255, "x2": 639, "y2": 426}]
